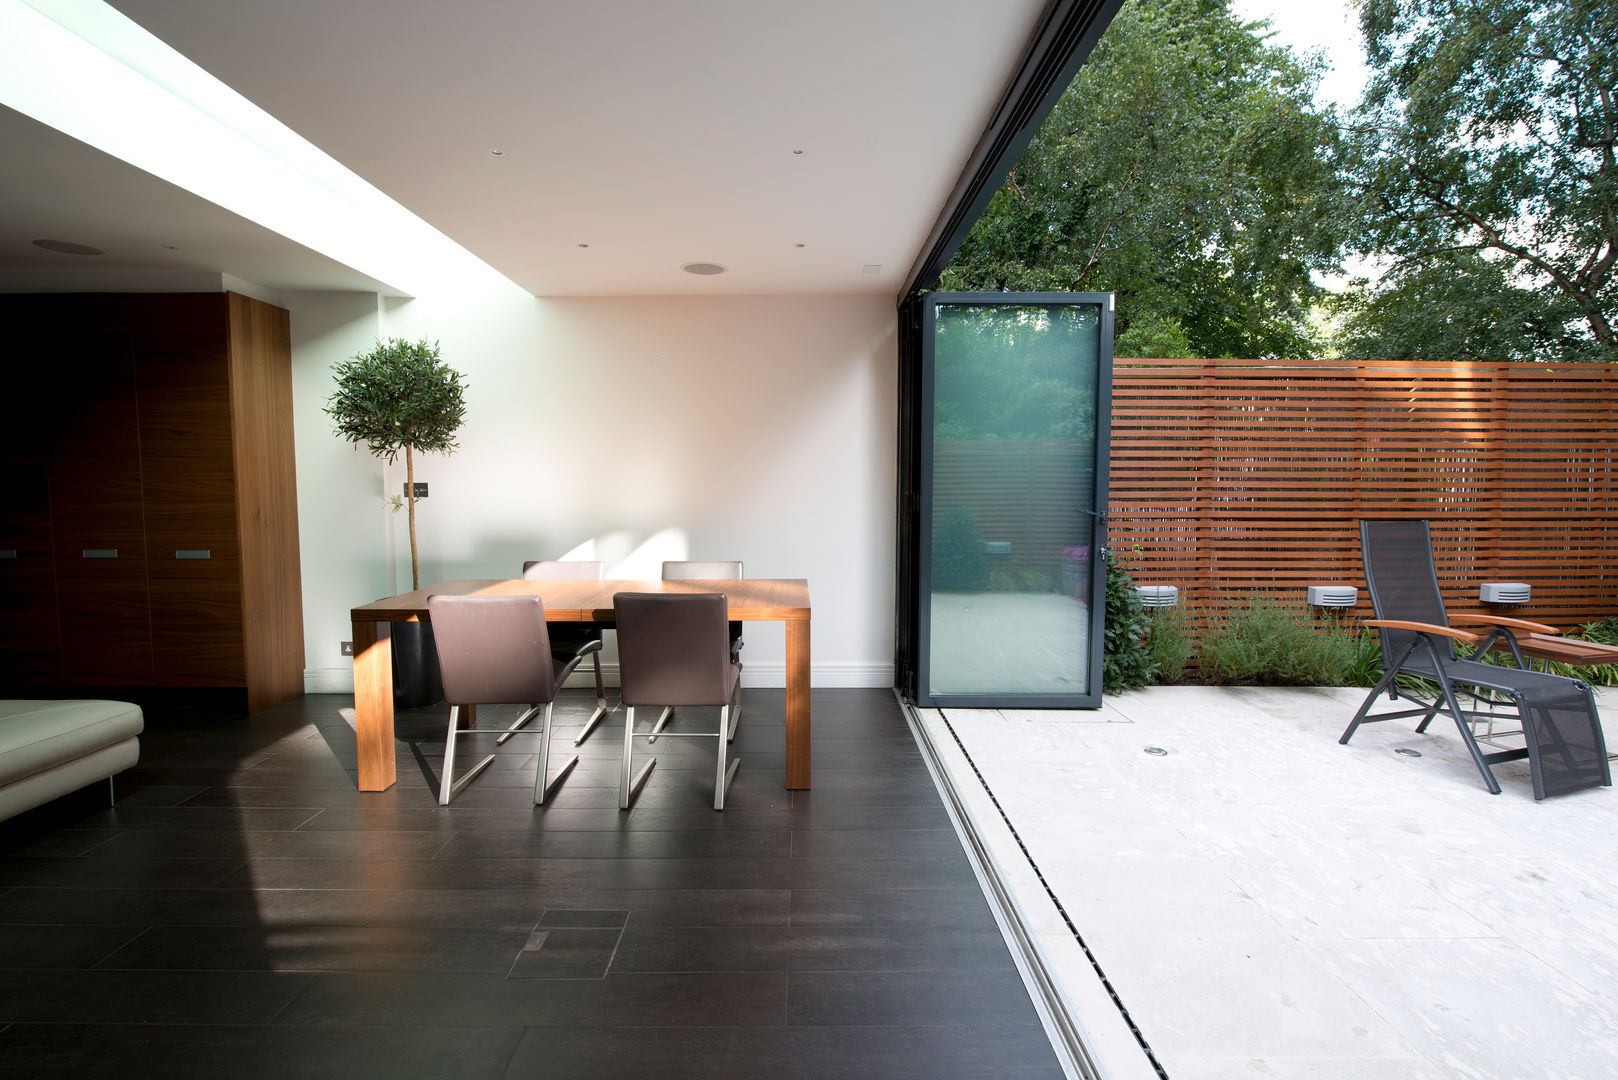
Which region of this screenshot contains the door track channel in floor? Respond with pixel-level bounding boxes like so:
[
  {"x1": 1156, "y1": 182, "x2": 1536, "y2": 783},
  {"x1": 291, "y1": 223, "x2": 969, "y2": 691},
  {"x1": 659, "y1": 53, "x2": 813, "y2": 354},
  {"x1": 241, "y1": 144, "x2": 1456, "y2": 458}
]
[{"x1": 899, "y1": 692, "x2": 1170, "y2": 1080}]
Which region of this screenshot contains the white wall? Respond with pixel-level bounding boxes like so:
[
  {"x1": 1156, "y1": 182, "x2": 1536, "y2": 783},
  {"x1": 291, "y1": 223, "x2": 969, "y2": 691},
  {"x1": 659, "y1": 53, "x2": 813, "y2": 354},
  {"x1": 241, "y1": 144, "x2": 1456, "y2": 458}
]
[{"x1": 290, "y1": 286, "x2": 898, "y2": 692}]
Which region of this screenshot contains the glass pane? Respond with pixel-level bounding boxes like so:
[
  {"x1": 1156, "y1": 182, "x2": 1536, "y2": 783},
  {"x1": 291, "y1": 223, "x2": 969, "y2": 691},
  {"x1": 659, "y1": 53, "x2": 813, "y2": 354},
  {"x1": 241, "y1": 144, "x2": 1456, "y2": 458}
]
[{"x1": 928, "y1": 302, "x2": 1100, "y2": 698}]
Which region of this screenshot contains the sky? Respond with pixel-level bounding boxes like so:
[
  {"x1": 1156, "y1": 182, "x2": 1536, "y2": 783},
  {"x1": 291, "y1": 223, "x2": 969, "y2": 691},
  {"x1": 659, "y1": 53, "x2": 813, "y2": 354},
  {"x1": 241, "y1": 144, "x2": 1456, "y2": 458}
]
[
  {"x1": 1230, "y1": 0, "x2": 1370, "y2": 110},
  {"x1": 1231, "y1": 0, "x2": 1382, "y2": 287}
]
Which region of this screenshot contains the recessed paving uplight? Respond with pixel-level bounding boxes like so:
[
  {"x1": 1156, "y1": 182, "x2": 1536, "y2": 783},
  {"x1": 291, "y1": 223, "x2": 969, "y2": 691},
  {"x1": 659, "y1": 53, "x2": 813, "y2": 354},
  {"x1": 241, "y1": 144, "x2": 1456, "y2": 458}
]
[
  {"x1": 1394, "y1": 747, "x2": 1423, "y2": 758},
  {"x1": 1144, "y1": 746, "x2": 1168, "y2": 757},
  {"x1": 33, "y1": 238, "x2": 103, "y2": 256},
  {"x1": 682, "y1": 261, "x2": 727, "y2": 276}
]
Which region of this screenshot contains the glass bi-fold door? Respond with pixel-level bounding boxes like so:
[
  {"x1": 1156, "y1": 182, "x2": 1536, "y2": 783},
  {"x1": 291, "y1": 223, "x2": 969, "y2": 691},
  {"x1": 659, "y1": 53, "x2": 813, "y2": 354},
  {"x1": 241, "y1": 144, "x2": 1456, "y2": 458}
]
[{"x1": 910, "y1": 292, "x2": 1112, "y2": 708}]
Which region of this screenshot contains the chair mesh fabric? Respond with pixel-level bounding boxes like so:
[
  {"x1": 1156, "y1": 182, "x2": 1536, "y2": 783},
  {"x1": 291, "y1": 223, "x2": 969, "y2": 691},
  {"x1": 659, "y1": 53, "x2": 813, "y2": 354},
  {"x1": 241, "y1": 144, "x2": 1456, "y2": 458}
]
[
  {"x1": 1361, "y1": 520, "x2": 1450, "y2": 673},
  {"x1": 427, "y1": 595, "x2": 562, "y2": 706},
  {"x1": 1524, "y1": 682, "x2": 1611, "y2": 799},
  {"x1": 1443, "y1": 660, "x2": 1611, "y2": 799}
]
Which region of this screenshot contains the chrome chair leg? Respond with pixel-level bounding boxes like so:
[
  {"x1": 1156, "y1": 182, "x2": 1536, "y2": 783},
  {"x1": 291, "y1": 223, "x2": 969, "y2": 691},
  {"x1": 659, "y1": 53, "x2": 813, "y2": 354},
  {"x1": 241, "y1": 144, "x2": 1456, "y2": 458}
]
[
  {"x1": 534, "y1": 702, "x2": 579, "y2": 805},
  {"x1": 619, "y1": 705, "x2": 656, "y2": 810},
  {"x1": 714, "y1": 704, "x2": 741, "y2": 811},
  {"x1": 440, "y1": 704, "x2": 498, "y2": 806},
  {"x1": 573, "y1": 648, "x2": 611, "y2": 746},
  {"x1": 647, "y1": 705, "x2": 674, "y2": 743}
]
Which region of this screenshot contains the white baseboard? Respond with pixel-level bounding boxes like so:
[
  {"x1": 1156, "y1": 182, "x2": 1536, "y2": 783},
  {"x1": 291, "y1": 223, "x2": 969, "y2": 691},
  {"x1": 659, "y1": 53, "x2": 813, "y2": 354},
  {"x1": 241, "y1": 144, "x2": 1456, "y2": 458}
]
[
  {"x1": 304, "y1": 667, "x2": 355, "y2": 694},
  {"x1": 305, "y1": 661, "x2": 895, "y2": 695}
]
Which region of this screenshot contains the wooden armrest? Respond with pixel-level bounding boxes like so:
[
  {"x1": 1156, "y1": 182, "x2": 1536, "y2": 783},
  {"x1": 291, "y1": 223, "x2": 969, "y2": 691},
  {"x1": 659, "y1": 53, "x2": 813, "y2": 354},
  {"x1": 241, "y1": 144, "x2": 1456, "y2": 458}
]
[
  {"x1": 1448, "y1": 613, "x2": 1560, "y2": 635},
  {"x1": 1515, "y1": 633, "x2": 1618, "y2": 663},
  {"x1": 1363, "y1": 619, "x2": 1480, "y2": 645}
]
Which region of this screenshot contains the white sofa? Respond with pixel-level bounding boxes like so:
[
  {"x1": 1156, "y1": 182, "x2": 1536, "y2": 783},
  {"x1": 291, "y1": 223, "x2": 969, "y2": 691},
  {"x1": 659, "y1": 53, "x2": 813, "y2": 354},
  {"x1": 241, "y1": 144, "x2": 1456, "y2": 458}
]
[{"x1": 0, "y1": 700, "x2": 143, "y2": 822}]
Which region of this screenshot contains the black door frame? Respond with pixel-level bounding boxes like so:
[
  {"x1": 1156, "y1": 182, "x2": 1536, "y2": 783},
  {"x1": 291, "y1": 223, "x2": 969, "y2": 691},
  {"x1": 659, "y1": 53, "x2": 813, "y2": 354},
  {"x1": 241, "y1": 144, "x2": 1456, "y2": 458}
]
[{"x1": 901, "y1": 292, "x2": 1113, "y2": 709}]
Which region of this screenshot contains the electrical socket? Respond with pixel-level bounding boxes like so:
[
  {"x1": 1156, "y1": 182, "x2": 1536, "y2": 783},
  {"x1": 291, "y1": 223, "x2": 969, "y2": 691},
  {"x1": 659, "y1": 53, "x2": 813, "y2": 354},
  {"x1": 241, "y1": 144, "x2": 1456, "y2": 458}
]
[{"x1": 340, "y1": 641, "x2": 354, "y2": 656}]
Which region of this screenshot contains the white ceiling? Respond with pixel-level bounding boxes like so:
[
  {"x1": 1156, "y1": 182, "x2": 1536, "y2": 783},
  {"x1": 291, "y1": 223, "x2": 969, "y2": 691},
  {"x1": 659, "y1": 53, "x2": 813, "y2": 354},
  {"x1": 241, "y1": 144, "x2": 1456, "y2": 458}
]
[
  {"x1": 0, "y1": 104, "x2": 396, "y2": 293},
  {"x1": 1, "y1": 0, "x2": 1050, "y2": 298}
]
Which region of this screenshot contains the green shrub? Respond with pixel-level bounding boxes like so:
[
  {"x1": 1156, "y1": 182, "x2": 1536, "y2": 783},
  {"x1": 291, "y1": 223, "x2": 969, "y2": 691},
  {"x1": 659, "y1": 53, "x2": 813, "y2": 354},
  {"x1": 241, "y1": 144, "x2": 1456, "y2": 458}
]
[
  {"x1": 985, "y1": 566, "x2": 1059, "y2": 593},
  {"x1": 933, "y1": 506, "x2": 986, "y2": 591},
  {"x1": 1145, "y1": 604, "x2": 1195, "y2": 684},
  {"x1": 1344, "y1": 628, "x2": 1386, "y2": 687},
  {"x1": 1199, "y1": 593, "x2": 1358, "y2": 686},
  {"x1": 1103, "y1": 552, "x2": 1155, "y2": 692},
  {"x1": 1579, "y1": 616, "x2": 1618, "y2": 645},
  {"x1": 1019, "y1": 568, "x2": 1055, "y2": 593},
  {"x1": 985, "y1": 568, "x2": 1017, "y2": 592}
]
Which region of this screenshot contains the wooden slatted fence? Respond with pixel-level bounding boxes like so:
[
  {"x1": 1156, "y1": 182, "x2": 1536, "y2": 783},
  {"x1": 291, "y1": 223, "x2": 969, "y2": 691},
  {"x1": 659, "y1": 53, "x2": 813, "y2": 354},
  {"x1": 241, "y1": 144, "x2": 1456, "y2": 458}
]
[{"x1": 1108, "y1": 359, "x2": 1618, "y2": 630}]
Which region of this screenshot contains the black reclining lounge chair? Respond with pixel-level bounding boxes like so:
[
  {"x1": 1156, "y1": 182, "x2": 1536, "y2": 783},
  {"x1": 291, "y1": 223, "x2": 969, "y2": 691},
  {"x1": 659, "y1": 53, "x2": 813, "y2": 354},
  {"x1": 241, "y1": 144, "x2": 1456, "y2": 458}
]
[{"x1": 1340, "y1": 519, "x2": 1611, "y2": 800}]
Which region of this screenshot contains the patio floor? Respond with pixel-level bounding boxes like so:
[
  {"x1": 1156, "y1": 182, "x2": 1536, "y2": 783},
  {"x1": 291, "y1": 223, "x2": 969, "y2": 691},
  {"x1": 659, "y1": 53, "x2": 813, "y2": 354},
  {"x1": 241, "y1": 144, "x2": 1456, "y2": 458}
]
[{"x1": 915, "y1": 684, "x2": 1618, "y2": 1080}]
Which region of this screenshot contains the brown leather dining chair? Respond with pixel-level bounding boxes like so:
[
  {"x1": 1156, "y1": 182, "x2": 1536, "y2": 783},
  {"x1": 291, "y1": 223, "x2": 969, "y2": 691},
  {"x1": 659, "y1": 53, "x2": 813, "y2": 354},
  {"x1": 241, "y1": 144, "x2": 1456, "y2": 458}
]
[
  {"x1": 427, "y1": 593, "x2": 582, "y2": 806},
  {"x1": 653, "y1": 560, "x2": 744, "y2": 741},
  {"x1": 613, "y1": 592, "x2": 743, "y2": 810},
  {"x1": 522, "y1": 560, "x2": 612, "y2": 745}
]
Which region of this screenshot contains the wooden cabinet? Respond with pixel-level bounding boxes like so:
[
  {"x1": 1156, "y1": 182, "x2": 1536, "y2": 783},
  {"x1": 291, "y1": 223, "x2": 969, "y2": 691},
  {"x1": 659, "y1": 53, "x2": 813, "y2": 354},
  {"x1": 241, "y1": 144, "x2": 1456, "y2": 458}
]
[{"x1": 0, "y1": 292, "x2": 305, "y2": 712}]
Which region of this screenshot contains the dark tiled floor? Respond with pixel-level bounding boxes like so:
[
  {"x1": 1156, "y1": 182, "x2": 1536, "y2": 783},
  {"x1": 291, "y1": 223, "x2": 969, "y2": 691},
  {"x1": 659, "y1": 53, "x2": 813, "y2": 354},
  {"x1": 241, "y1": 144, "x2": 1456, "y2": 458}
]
[{"x1": 0, "y1": 688, "x2": 1062, "y2": 1079}]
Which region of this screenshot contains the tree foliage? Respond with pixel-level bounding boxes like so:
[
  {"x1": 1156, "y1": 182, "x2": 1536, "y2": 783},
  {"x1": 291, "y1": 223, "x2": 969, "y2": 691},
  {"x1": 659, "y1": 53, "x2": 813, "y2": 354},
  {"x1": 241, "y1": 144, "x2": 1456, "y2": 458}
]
[
  {"x1": 1335, "y1": 251, "x2": 1587, "y2": 363},
  {"x1": 1340, "y1": 0, "x2": 1618, "y2": 362},
  {"x1": 326, "y1": 338, "x2": 468, "y2": 589},
  {"x1": 934, "y1": 304, "x2": 1100, "y2": 440},
  {"x1": 938, "y1": 0, "x2": 1346, "y2": 360},
  {"x1": 325, "y1": 338, "x2": 468, "y2": 463}
]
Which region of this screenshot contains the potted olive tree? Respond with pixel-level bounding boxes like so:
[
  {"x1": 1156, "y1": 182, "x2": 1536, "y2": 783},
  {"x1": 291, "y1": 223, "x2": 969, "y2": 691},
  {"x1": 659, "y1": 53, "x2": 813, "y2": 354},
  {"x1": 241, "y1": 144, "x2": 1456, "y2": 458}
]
[{"x1": 326, "y1": 338, "x2": 467, "y2": 708}]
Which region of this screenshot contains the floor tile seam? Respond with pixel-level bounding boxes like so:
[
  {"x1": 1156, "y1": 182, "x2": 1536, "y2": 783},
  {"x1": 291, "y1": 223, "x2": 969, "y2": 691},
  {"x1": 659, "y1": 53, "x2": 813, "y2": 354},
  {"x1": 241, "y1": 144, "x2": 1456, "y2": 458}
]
[
  {"x1": 79, "y1": 962, "x2": 533, "y2": 976},
  {"x1": 609, "y1": 965, "x2": 1025, "y2": 976},
  {"x1": 85, "y1": 924, "x2": 156, "y2": 969},
  {"x1": 0, "y1": 1017, "x2": 531, "y2": 1035},
  {"x1": 72, "y1": 834, "x2": 122, "y2": 857},
  {"x1": 1274, "y1": 951, "x2": 1451, "y2": 1074}
]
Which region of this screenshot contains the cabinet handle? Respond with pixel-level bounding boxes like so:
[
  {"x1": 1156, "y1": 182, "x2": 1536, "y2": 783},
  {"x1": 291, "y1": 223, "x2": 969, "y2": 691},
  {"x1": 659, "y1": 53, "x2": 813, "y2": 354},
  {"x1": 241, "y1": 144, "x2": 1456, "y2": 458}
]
[
  {"x1": 82, "y1": 549, "x2": 118, "y2": 559},
  {"x1": 175, "y1": 550, "x2": 212, "y2": 560}
]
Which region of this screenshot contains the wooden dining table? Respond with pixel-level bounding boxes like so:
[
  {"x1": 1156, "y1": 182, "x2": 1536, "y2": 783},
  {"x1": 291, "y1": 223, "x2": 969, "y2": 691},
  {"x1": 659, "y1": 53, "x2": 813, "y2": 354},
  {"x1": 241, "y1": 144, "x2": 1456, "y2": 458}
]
[{"x1": 349, "y1": 577, "x2": 811, "y2": 792}]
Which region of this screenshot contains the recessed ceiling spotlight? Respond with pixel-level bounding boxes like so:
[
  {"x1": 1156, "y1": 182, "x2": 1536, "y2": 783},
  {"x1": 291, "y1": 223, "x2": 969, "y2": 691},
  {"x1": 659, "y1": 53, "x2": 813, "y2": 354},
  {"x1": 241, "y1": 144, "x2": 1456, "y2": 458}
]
[
  {"x1": 577, "y1": 243, "x2": 589, "y2": 248},
  {"x1": 162, "y1": 244, "x2": 179, "y2": 251},
  {"x1": 861, "y1": 263, "x2": 883, "y2": 274},
  {"x1": 792, "y1": 149, "x2": 804, "y2": 155},
  {"x1": 682, "y1": 261, "x2": 727, "y2": 276},
  {"x1": 490, "y1": 149, "x2": 505, "y2": 156},
  {"x1": 795, "y1": 243, "x2": 806, "y2": 248},
  {"x1": 33, "y1": 238, "x2": 104, "y2": 256}
]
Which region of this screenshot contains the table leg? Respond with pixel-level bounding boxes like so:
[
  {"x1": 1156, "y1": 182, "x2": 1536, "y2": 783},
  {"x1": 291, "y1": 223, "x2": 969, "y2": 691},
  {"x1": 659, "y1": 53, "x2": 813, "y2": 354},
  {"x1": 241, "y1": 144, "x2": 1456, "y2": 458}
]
[
  {"x1": 785, "y1": 619, "x2": 811, "y2": 789},
  {"x1": 353, "y1": 620, "x2": 396, "y2": 791}
]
